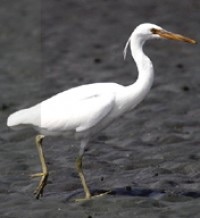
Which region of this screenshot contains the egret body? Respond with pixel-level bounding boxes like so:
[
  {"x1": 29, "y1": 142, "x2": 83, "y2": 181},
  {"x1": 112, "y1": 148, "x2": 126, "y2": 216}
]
[{"x1": 7, "y1": 23, "x2": 196, "y2": 200}]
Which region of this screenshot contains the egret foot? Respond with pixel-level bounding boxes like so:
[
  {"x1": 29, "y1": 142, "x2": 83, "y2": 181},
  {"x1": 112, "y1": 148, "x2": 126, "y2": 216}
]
[
  {"x1": 31, "y1": 171, "x2": 49, "y2": 199},
  {"x1": 75, "y1": 191, "x2": 111, "y2": 202},
  {"x1": 31, "y1": 135, "x2": 49, "y2": 199}
]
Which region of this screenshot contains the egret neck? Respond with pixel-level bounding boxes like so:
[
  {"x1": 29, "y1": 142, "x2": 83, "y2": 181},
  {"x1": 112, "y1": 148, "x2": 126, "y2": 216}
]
[{"x1": 120, "y1": 34, "x2": 154, "y2": 112}]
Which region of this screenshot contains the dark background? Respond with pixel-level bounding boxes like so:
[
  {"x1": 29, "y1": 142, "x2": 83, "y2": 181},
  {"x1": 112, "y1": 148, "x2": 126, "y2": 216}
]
[{"x1": 0, "y1": 0, "x2": 200, "y2": 217}]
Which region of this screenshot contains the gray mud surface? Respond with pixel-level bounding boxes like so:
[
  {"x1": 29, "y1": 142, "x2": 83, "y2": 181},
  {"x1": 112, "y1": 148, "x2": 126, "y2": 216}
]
[{"x1": 0, "y1": 0, "x2": 200, "y2": 217}]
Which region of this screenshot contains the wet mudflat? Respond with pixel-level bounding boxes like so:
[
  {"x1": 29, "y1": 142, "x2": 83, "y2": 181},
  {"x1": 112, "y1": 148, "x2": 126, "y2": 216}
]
[{"x1": 0, "y1": 0, "x2": 200, "y2": 217}]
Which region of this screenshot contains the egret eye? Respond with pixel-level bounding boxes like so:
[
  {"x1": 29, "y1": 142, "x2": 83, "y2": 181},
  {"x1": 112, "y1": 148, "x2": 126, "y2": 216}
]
[{"x1": 150, "y1": 28, "x2": 158, "y2": 34}]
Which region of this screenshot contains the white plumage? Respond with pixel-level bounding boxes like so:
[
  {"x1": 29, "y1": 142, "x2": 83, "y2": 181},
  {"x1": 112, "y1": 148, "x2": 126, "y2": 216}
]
[{"x1": 7, "y1": 23, "x2": 196, "y2": 200}]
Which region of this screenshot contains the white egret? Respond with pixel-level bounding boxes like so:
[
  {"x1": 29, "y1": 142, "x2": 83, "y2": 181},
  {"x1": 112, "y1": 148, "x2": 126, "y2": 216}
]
[{"x1": 7, "y1": 23, "x2": 196, "y2": 200}]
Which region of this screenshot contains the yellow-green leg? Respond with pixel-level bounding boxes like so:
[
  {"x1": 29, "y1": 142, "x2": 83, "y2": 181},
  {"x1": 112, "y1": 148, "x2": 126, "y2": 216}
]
[
  {"x1": 31, "y1": 135, "x2": 49, "y2": 199},
  {"x1": 75, "y1": 156, "x2": 92, "y2": 200},
  {"x1": 75, "y1": 151, "x2": 110, "y2": 202}
]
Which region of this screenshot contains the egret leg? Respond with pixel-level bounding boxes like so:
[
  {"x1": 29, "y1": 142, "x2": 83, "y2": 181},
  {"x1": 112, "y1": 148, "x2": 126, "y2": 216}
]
[
  {"x1": 31, "y1": 135, "x2": 49, "y2": 199},
  {"x1": 75, "y1": 155, "x2": 92, "y2": 200},
  {"x1": 75, "y1": 155, "x2": 110, "y2": 201},
  {"x1": 75, "y1": 141, "x2": 110, "y2": 201}
]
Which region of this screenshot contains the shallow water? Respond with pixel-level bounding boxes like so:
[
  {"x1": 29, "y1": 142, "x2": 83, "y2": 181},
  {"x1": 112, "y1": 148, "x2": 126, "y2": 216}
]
[{"x1": 1, "y1": 0, "x2": 200, "y2": 217}]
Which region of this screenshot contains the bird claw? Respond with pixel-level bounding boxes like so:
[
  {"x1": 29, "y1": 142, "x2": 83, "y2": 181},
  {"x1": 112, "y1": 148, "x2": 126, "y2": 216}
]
[
  {"x1": 30, "y1": 172, "x2": 44, "y2": 178},
  {"x1": 30, "y1": 172, "x2": 49, "y2": 199},
  {"x1": 34, "y1": 184, "x2": 45, "y2": 199},
  {"x1": 74, "y1": 191, "x2": 111, "y2": 202}
]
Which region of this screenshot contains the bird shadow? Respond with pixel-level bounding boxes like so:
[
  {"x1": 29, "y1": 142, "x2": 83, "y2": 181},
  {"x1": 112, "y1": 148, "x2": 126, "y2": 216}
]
[
  {"x1": 44, "y1": 186, "x2": 200, "y2": 202},
  {"x1": 107, "y1": 186, "x2": 200, "y2": 199}
]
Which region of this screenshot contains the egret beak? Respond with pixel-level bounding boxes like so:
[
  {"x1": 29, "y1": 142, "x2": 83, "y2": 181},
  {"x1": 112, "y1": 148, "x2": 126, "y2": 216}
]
[{"x1": 151, "y1": 28, "x2": 197, "y2": 44}]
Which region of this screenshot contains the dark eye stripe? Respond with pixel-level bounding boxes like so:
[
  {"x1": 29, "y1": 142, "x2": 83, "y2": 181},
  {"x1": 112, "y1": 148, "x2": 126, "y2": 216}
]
[{"x1": 151, "y1": 28, "x2": 158, "y2": 34}]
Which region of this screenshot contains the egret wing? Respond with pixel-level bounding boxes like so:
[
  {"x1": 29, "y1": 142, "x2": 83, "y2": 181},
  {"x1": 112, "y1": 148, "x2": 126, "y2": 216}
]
[
  {"x1": 41, "y1": 91, "x2": 115, "y2": 133},
  {"x1": 75, "y1": 92, "x2": 115, "y2": 132}
]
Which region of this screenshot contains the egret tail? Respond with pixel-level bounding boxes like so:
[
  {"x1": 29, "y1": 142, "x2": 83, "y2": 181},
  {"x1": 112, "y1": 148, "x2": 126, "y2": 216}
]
[{"x1": 7, "y1": 105, "x2": 40, "y2": 128}]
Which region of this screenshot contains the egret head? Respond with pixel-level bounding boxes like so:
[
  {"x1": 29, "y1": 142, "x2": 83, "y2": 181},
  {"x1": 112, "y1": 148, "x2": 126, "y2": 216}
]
[
  {"x1": 134, "y1": 23, "x2": 197, "y2": 43},
  {"x1": 124, "y1": 23, "x2": 197, "y2": 59},
  {"x1": 133, "y1": 23, "x2": 163, "y2": 41}
]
